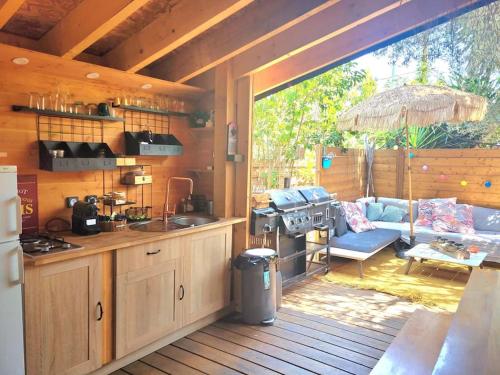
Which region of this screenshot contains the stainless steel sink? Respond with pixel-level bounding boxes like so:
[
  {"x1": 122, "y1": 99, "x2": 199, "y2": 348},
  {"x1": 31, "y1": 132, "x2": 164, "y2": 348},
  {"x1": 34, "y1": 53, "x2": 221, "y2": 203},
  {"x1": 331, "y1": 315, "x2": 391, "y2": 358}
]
[
  {"x1": 129, "y1": 215, "x2": 218, "y2": 232},
  {"x1": 170, "y1": 216, "x2": 218, "y2": 227}
]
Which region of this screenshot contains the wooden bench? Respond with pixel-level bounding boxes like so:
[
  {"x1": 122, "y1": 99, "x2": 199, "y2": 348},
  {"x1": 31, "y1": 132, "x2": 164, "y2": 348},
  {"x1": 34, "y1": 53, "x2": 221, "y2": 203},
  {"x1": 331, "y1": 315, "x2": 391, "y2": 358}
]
[
  {"x1": 433, "y1": 269, "x2": 500, "y2": 375},
  {"x1": 370, "y1": 309, "x2": 452, "y2": 375}
]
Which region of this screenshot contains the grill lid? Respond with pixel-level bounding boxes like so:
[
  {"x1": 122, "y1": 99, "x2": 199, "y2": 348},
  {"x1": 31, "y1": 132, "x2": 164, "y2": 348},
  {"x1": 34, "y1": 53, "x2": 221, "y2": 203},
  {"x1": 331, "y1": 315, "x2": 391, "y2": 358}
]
[
  {"x1": 297, "y1": 186, "x2": 330, "y2": 205},
  {"x1": 269, "y1": 189, "x2": 308, "y2": 211}
]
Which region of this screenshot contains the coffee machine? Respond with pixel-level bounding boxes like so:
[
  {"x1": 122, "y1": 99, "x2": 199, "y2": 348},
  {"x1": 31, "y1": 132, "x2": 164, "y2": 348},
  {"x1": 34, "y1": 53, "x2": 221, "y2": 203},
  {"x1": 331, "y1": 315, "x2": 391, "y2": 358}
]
[{"x1": 72, "y1": 201, "x2": 100, "y2": 235}]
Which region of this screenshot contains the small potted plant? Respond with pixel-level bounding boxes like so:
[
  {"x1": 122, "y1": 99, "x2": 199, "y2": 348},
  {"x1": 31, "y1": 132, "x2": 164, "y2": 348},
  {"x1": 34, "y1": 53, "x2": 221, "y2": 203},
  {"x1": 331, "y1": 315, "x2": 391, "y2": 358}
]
[{"x1": 189, "y1": 110, "x2": 210, "y2": 128}]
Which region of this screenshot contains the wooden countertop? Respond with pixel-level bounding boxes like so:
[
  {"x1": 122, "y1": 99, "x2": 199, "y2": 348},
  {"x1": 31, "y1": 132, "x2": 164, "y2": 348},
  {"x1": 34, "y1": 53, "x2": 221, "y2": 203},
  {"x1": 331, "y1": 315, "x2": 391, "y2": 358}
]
[{"x1": 24, "y1": 217, "x2": 246, "y2": 266}]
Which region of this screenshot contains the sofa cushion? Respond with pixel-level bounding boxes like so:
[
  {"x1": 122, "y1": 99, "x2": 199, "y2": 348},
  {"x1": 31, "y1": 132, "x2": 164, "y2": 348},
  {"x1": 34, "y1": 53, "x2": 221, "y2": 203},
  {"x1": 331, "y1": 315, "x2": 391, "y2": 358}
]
[
  {"x1": 380, "y1": 205, "x2": 407, "y2": 222},
  {"x1": 341, "y1": 201, "x2": 375, "y2": 233},
  {"x1": 356, "y1": 197, "x2": 376, "y2": 216},
  {"x1": 377, "y1": 197, "x2": 418, "y2": 222},
  {"x1": 454, "y1": 204, "x2": 475, "y2": 234},
  {"x1": 432, "y1": 200, "x2": 457, "y2": 232},
  {"x1": 335, "y1": 207, "x2": 348, "y2": 237},
  {"x1": 330, "y1": 228, "x2": 401, "y2": 253},
  {"x1": 473, "y1": 206, "x2": 500, "y2": 232},
  {"x1": 367, "y1": 202, "x2": 384, "y2": 221},
  {"x1": 416, "y1": 198, "x2": 456, "y2": 227}
]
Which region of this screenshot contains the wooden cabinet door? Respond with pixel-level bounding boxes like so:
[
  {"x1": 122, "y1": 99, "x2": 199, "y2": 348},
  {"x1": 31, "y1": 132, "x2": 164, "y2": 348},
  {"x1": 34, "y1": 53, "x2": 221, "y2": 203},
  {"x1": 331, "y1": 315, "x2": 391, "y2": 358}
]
[
  {"x1": 24, "y1": 255, "x2": 103, "y2": 375},
  {"x1": 183, "y1": 226, "x2": 232, "y2": 325},
  {"x1": 115, "y1": 252, "x2": 182, "y2": 358}
]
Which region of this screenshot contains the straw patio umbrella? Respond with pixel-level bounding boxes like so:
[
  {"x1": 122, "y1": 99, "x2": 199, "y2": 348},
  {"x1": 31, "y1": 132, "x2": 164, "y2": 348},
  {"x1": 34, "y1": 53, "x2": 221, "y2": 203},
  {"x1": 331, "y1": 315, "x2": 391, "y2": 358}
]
[{"x1": 337, "y1": 84, "x2": 487, "y2": 246}]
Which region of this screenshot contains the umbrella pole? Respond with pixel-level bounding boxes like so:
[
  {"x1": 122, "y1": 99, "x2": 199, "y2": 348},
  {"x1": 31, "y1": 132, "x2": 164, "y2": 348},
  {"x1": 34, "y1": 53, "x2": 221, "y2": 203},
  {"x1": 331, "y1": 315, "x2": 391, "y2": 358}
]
[{"x1": 405, "y1": 114, "x2": 416, "y2": 246}]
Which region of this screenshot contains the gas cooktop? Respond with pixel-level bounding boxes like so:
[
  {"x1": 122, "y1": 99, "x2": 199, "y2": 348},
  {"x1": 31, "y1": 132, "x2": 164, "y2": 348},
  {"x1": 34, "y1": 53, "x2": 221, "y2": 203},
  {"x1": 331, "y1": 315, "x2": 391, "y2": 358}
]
[{"x1": 20, "y1": 234, "x2": 82, "y2": 258}]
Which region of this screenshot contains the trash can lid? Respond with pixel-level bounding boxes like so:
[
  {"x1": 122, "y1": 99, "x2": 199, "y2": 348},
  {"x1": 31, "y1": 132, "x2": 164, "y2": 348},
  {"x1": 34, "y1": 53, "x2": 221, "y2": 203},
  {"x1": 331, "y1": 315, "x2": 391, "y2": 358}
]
[
  {"x1": 245, "y1": 248, "x2": 276, "y2": 258},
  {"x1": 234, "y1": 248, "x2": 277, "y2": 270}
]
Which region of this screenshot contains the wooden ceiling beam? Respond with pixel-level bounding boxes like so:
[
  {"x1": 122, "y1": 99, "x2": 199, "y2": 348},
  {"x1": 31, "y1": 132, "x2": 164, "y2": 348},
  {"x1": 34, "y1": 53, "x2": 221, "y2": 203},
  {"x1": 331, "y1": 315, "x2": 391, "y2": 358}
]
[
  {"x1": 150, "y1": 0, "x2": 337, "y2": 83},
  {"x1": 104, "y1": 0, "x2": 253, "y2": 73},
  {"x1": 38, "y1": 0, "x2": 152, "y2": 60},
  {"x1": 232, "y1": 0, "x2": 405, "y2": 78},
  {"x1": 0, "y1": 43, "x2": 205, "y2": 98},
  {"x1": 253, "y1": 0, "x2": 485, "y2": 96},
  {"x1": 0, "y1": 0, "x2": 24, "y2": 28}
]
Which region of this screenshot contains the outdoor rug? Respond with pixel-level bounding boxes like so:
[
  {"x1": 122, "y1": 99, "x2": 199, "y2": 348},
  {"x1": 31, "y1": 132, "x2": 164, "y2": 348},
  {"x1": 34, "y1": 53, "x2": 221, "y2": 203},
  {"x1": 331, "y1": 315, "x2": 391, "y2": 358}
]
[{"x1": 325, "y1": 247, "x2": 471, "y2": 312}]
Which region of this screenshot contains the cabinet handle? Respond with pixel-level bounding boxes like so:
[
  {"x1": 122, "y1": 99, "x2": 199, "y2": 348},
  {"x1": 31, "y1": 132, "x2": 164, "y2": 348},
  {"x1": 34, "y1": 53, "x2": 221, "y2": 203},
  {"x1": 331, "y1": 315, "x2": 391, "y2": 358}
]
[
  {"x1": 146, "y1": 249, "x2": 161, "y2": 255},
  {"x1": 179, "y1": 285, "x2": 185, "y2": 300},
  {"x1": 96, "y1": 302, "x2": 104, "y2": 321}
]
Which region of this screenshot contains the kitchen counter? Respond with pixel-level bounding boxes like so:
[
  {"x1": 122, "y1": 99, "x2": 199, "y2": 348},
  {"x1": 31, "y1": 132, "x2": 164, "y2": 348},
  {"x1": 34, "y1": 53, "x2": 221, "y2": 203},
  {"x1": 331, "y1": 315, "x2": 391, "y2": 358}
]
[{"x1": 24, "y1": 217, "x2": 246, "y2": 266}]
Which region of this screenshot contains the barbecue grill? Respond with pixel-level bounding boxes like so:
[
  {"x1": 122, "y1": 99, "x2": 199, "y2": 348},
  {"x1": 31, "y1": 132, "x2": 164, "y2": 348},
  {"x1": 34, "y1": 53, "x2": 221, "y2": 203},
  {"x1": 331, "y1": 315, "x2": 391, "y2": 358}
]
[{"x1": 250, "y1": 186, "x2": 335, "y2": 288}]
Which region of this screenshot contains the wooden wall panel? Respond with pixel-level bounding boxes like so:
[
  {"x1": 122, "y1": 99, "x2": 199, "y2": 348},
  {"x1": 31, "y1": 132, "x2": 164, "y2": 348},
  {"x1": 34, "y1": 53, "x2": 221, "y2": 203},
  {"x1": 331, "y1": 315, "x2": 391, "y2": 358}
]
[{"x1": 0, "y1": 64, "x2": 213, "y2": 229}]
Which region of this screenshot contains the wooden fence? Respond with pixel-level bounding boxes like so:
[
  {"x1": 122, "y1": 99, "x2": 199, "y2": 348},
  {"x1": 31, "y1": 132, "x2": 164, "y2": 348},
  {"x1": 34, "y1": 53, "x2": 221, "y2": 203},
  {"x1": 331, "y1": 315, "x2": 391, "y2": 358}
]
[
  {"x1": 318, "y1": 148, "x2": 500, "y2": 208},
  {"x1": 316, "y1": 147, "x2": 366, "y2": 202}
]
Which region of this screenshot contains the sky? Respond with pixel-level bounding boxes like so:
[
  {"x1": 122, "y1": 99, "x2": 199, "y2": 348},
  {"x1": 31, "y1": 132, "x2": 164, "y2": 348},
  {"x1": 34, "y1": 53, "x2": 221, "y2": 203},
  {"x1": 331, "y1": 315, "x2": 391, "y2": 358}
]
[{"x1": 354, "y1": 53, "x2": 451, "y2": 92}]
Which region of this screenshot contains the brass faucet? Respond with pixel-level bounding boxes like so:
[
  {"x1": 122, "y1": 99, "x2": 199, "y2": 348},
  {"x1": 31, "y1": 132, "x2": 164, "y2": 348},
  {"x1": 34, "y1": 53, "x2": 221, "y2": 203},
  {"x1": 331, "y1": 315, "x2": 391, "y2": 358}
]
[{"x1": 163, "y1": 177, "x2": 194, "y2": 222}]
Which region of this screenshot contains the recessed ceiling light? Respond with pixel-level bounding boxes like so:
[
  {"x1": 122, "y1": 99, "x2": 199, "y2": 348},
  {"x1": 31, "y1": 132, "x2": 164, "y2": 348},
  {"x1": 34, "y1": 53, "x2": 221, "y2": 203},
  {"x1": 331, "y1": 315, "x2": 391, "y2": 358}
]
[
  {"x1": 86, "y1": 72, "x2": 100, "y2": 79},
  {"x1": 141, "y1": 83, "x2": 153, "y2": 89},
  {"x1": 12, "y1": 57, "x2": 29, "y2": 65}
]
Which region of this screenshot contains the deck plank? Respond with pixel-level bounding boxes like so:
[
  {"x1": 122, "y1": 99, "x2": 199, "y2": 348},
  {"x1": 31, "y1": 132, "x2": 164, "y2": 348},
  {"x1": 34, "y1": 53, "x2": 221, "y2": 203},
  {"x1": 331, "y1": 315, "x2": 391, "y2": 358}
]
[
  {"x1": 122, "y1": 360, "x2": 167, "y2": 375},
  {"x1": 186, "y1": 331, "x2": 283, "y2": 375},
  {"x1": 157, "y1": 345, "x2": 239, "y2": 375},
  {"x1": 141, "y1": 352, "x2": 204, "y2": 375},
  {"x1": 119, "y1": 277, "x2": 419, "y2": 374},
  {"x1": 196, "y1": 326, "x2": 311, "y2": 374},
  {"x1": 278, "y1": 312, "x2": 390, "y2": 350},
  {"x1": 214, "y1": 321, "x2": 372, "y2": 375},
  {"x1": 240, "y1": 320, "x2": 379, "y2": 368},
  {"x1": 272, "y1": 318, "x2": 385, "y2": 359},
  {"x1": 173, "y1": 337, "x2": 279, "y2": 375}
]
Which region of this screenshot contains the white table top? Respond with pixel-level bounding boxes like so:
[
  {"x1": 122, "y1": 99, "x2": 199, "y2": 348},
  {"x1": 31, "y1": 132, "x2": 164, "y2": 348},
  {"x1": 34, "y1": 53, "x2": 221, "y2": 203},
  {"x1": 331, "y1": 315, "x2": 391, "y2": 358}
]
[{"x1": 406, "y1": 243, "x2": 488, "y2": 267}]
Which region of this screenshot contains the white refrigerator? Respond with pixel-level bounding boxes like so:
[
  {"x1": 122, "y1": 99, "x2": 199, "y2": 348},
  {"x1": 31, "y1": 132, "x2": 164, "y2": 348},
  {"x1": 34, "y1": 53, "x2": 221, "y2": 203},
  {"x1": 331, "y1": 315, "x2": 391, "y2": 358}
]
[{"x1": 0, "y1": 166, "x2": 25, "y2": 374}]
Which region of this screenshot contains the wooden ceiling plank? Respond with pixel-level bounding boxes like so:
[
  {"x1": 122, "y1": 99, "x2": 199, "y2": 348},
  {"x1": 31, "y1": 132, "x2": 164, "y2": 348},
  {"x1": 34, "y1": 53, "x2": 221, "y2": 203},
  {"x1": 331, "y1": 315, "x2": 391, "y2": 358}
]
[
  {"x1": 0, "y1": 42, "x2": 205, "y2": 98},
  {"x1": 104, "y1": 0, "x2": 254, "y2": 73},
  {"x1": 232, "y1": 0, "x2": 404, "y2": 78},
  {"x1": 253, "y1": 0, "x2": 483, "y2": 95},
  {"x1": 0, "y1": 0, "x2": 24, "y2": 28},
  {"x1": 38, "y1": 0, "x2": 153, "y2": 59},
  {"x1": 150, "y1": 0, "x2": 336, "y2": 83}
]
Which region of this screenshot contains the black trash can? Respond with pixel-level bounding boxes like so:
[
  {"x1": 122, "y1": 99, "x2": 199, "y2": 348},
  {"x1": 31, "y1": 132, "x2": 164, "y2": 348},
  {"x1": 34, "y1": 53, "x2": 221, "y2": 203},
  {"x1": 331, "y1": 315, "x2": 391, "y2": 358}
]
[{"x1": 234, "y1": 248, "x2": 278, "y2": 325}]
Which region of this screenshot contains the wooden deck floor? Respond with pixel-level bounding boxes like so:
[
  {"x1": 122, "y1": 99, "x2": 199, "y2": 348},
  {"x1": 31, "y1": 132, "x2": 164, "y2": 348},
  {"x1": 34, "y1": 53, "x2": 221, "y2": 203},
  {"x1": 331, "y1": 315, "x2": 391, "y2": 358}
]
[{"x1": 115, "y1": 277, "x2": 420, "y2": 375}]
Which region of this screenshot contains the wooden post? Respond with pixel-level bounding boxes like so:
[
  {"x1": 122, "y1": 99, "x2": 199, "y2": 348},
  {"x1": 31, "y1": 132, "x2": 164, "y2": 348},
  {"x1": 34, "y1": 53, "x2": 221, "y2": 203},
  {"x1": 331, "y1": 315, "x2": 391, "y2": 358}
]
[
  {"x1": 213, "y1": 62, "x2": 235, "y2": 218},
  {"x1": 396, "y1": 148, "x2": 405, "y2": 198},
  {"x1": 233, "y1": 76, "x2": 254, "y2": 255}
]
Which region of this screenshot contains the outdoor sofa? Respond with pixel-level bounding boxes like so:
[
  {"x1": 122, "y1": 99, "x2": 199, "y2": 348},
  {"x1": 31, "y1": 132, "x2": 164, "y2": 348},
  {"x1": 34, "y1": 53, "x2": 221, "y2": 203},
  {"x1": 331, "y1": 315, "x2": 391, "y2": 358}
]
[{"x1": 329, "y1": 197, "x2": 500, "y2": 276}]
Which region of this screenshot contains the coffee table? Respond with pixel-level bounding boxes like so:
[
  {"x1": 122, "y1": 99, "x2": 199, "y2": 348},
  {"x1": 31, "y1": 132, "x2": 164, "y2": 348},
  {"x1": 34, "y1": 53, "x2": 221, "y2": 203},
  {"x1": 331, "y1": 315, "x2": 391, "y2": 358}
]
[{"x1": 404, "y1": 243, "x2": 488, "y2": 275}]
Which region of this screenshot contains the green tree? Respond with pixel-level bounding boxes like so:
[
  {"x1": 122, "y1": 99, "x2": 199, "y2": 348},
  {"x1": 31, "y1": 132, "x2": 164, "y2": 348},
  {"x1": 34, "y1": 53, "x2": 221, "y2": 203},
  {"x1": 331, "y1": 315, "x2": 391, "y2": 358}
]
[
  {"x1": 253, "y1": 63, "x2": 375, "y2": 189},
  {"x1": 373, "y1": 2, "x2": 499, "y2": 147}
]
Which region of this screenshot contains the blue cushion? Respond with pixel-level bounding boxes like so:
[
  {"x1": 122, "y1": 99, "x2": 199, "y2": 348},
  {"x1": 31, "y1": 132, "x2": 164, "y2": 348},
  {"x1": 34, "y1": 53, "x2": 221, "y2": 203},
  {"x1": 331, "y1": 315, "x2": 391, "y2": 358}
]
[
  {"x1": 367, "y1": 203, "x2": 384, "y2": 221},
  {"x1": 377, "y1": 197, "x2": 418, "y2": 222},
  {"x1": 330, "y1": 228, "x2": 401, "y2": 253},
  {"x1": 472, "y1": 206, "x2": 500, "y2": 232},
  {"x1": 380, "y1": 205, "x2": 406, "y2": 222}
]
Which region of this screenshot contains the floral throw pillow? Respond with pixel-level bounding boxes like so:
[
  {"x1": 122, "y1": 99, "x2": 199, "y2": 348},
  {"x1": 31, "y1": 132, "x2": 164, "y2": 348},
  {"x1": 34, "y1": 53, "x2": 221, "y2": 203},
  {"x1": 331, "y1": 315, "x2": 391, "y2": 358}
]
[
  {"x1": 432, "y1": 200, "x2": 457, "y2": 233},
  {"x1": 415, "y1": 198, "x2": 457, "y2": 227},
  {"x1": 341, "y1": 201, "x2": 375, "y2": 233},
  {"x1": 454, "y1": 204, "x2": 475, "y2": 234}
]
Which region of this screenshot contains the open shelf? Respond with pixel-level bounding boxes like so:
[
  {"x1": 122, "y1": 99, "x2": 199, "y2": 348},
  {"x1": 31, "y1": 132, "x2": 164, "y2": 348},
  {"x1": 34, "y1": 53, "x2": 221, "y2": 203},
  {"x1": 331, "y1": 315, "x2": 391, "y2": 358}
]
[
  {"x1": 13, "y1": 105, "x2": 124, "y2": 122},
  {"x1": 124, "y1": 132, "x2": 183, "y2": 156},
  {"x1": 102, "y1": 200, "x2": 136, "y2": 207},
  {"x1": 38, "y1": 141, "x2": 117, "y2": 172},
  {"x1": 306, "y1": 241, "x2": 328, "y2": 255},
  {"x1": 113, "y1": 104, "x2": 189, "y2": 117}
]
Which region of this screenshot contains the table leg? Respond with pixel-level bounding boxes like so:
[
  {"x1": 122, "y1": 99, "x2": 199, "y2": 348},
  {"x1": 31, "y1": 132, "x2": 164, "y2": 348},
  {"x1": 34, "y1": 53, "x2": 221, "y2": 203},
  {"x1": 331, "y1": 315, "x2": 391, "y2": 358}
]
[
  {"x1": 358, "y1": 261, "x2": 364, "y2": 279},
  {"x1": 405, "y1": 257, "x2": 415, "y2": 275}
]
